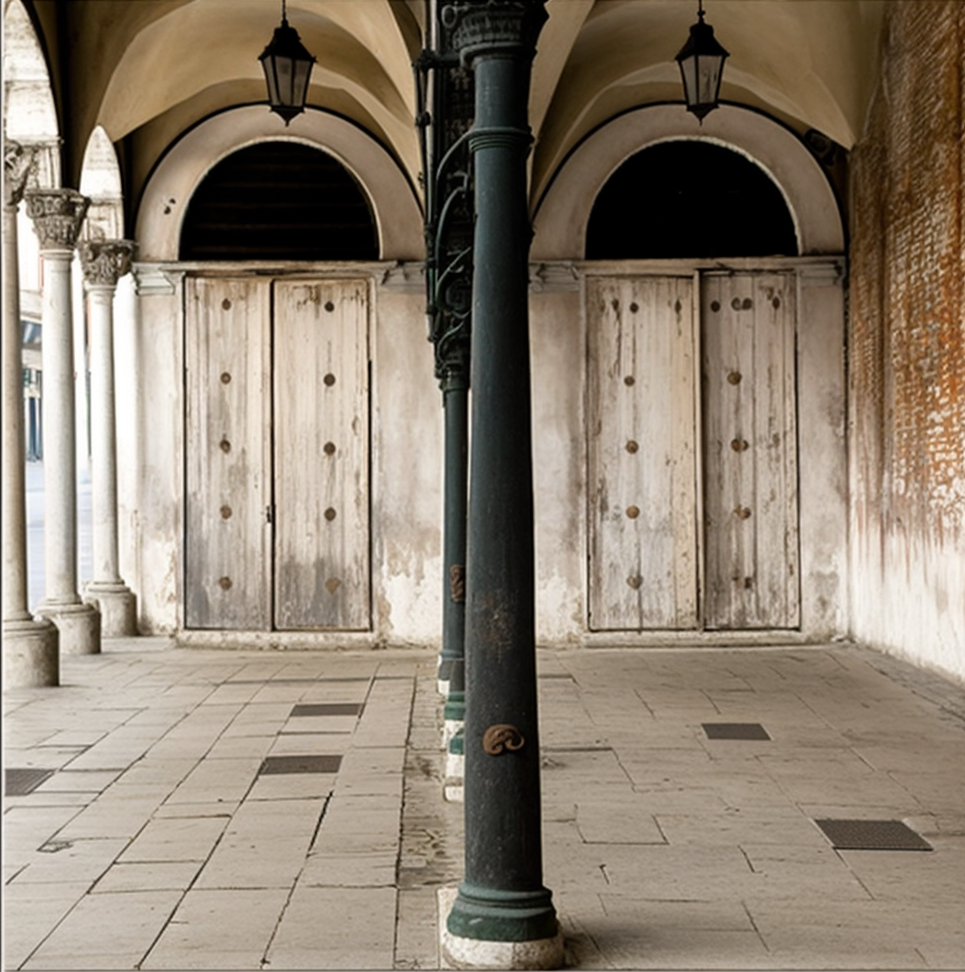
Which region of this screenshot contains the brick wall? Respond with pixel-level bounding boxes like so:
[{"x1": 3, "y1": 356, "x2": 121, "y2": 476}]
[{"x1": 849, "y1": 0, "x2": 964, "y2": 677}]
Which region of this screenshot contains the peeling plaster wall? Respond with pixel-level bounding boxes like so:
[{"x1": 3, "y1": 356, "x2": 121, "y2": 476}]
[{"x1": 849, "y1": 0, "x2": 965, "y2": 680}]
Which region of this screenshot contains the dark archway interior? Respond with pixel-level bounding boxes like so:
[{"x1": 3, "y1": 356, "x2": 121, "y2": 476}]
[
  {"x1": 179, "y1": 141, "x2": 379, "y2": 261},
  {"x1": 586, "y1": 141, "x2": 798, "y2": 259}
]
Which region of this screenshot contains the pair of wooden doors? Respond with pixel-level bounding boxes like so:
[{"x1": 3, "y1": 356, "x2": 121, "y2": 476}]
[
  {"x1": 587, "y1": 272, "x2": 800, "y2": 631},
  {"x1": 184, "y1": 277, "x2": 370, "y2": 631}
]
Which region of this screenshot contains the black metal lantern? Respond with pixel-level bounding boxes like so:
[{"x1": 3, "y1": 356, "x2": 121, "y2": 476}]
[
  {"x1": 675, "y1": 0, "x2": 729, "y2": 121},
  {"x1": 259, "y1": 0, "x2": 316, "y2": 125}
]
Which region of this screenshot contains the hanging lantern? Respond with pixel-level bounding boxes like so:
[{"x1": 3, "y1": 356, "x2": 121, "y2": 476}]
[
  {"x1": 675, "y1": 0, "x2": 729, "y2": 122},
  {"x1": 259, "y1": 0, "x2": 316, "y2": 125}
]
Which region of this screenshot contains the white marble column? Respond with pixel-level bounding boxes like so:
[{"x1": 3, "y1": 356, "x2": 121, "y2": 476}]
[
  {"x1": 25, "y1": 188, "x2": 101, "y2": 655},
  {"x1": 3, "y1": 143, "x2": 59, "y2": 687},
  {"x1": 79, "y1": 240, "x2": 137, "y2": 635}
]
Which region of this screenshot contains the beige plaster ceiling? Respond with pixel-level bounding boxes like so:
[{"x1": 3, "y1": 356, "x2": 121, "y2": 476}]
[{"x1": 14, "y1": 0, "x2": 887, "y2": 207}]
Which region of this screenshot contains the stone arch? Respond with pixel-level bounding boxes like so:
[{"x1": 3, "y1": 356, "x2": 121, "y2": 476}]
[
  {"x1": 178, "y1": 141, "x2": 379, "y2": 262},
  {"x1": 79, "y1": 125, "x2": 125, "y2": 240},
  {"x1": 3, "y1": 0, "x2": 61, "y2": 187},
  {"x1": 532, "y1": 104, "x2": 844, "y2": 260},
  {"x1": 135, "y1": 105, "x2": 423, "y2": 261}
]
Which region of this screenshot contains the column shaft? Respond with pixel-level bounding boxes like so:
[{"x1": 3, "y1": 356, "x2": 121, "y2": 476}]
[
  {"x1": 41, "y1": 248, "x2": 80, "y2": 604},
  {"x1": 81, "y1": 239, "x2": 137, "y2": 636},
  {"x1": 26, "y1": 189, "x2": 100, "y2": 655},
  {"x1": 2, "y1": 202, "x2": 32, "y2": 621},
  {"x1": 3, "y1": 146, "x2": 59, "y2": 687},
  {"x1": 89, "y1": 286, "x2": 120, "y2": 582}
]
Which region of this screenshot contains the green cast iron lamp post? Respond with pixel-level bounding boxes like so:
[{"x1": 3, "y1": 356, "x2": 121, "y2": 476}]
[{"x1": 442, "y1": 1, "x2": 562, "y2": 967}]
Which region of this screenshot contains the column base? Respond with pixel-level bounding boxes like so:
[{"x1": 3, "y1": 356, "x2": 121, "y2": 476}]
[
  {"x1": 440, "y1": 885, "x2": 563, "y2": 970},
  {"x1": 444, "y1": 748, "x2": 465, "y2": 803},
  {"x1": 36, "y1": 601, "x2": 101, "y2": 655},
  {"x1": 84, "y1": 582, "x2": 137, "y2": 637},
  {"x1": 443, "y1": 717, "x2": 464, "y2": 749},
  {"x1": 438, "y1": 653, "x2": 458, "y2": 686},
  {"x1": 2, "y1": 617, "x2": 59, "y2": 688}
]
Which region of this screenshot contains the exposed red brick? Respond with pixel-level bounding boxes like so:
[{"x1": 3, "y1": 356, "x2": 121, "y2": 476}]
[{"x1": 850, "y1": 0, "x2": 964, "y2": 538}]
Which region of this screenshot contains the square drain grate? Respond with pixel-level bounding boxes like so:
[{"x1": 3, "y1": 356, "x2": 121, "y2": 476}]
[
  {"x1": 702, "y1": 723, "x2": 771, "y2": 740},
  {"x1": 258, "y1": 755, "x2": 342, "y2": 776},
  {"x1": 815, "y1": 819, "x2": 933, "y2": 851},
  {"x1": 5, "y1": 768, "x2": 55, "y2": 795},
  {"x1": 290, "y1": 703, "x2": 363, "y2": 717}
]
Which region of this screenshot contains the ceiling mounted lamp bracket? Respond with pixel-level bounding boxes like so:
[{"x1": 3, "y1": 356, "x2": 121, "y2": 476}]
[
  {"x1": 259, "y1": 0, "x2": 316, "y2": 125},
  {"x1": 675, "y1": 0, "x2": 729, "y2": 122}
]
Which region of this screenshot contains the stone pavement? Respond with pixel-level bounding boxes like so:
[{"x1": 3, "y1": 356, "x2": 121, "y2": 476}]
[{"x1": 3, "y1": 639, "x2": 964, "y2": 970}]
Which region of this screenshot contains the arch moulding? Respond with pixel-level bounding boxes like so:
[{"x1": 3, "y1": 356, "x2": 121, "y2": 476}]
[
  {"x1": 135, "y1": 105, "x2": 423, "y2": 261},
  {"x1": 532, "y1": 105, "x2": 844, "y2": 261}
]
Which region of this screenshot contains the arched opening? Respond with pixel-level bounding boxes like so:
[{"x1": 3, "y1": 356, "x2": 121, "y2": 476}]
[
  {"x1": 179, "y1": 141, "x2": 379, "y2": 261},
  {"x1": 585, "y1": 141, "x2": 798, "y2": 259}
]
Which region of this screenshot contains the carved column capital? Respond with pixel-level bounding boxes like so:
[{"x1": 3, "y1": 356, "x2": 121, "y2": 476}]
[
  {"x1": 442, "y1": 0, "x2": 547, "y2": 67},
  {"x1": 79, "y1": 239, "x2": 136, "y2": 288},
  {"x1": 4, "y1": 141, "x2": 41, "y2": 208},
  {"x1": 24, "y1": 188, "x2": 90, "y2": 251}
]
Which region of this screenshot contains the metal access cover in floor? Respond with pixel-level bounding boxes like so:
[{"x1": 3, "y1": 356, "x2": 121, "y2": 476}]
[
  {"x1": 702, "y1": 723, "x2": 771, "y2": 740},
  {"x1": 5, "y1": 768, "x2": 55, "y2": 795},
  {"x1": 815, "y1": 818, "x2": 933, "y2": 851},
  {"x1": 258, "y1": 755, "x2": 343, "y2": 775},
  {"x1": 290, "y1": 703, "x2": 364, "y2": 717}
]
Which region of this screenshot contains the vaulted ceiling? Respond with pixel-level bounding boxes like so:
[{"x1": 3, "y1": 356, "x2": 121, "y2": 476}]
[{"x1": 11, "y1": 0, "x2": 888, "y2": 216}]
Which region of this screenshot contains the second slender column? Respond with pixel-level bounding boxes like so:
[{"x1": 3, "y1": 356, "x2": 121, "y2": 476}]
[
  {"x1": 25, "y1": 189, "x2": 101, "y2": 655},
  {"x1": 80, "y1": 240, "x2": 137, "y2": 636}
]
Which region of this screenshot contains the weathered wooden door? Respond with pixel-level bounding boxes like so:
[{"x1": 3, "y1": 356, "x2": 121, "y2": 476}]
[
  {"x1": 701, "y1": 272, "x2": 799, "y2": 628},
  {"x1": 184, "y1": 276, "x2": 370, "y2": 631},
  {"x1": 273, "y1": 280, "x2": 370, "y2": 629},
  {"x1": 586, "y1": 271, "x2": 800, "y2": 632},
  {"x1": 185, "y1": 277, "x2": 272, "y2": 629},
  {"x1": 587, "y1": 276, "x2": 700, "y2": 630}
]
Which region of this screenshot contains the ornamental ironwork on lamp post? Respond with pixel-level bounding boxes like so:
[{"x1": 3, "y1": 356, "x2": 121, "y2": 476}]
[
  {"x1": 441, "y1": 1, "x2": 562, "y2": 967},
  {"x1": 415, "y1": 3, "x2": 476, "y2": 796}
]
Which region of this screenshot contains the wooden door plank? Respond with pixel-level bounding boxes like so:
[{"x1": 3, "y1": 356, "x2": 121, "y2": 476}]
[
  {"x1": 273, "y1": 280, "x2": 370, "y2": 630},
  {"x1": 701, "y1": 272, "x2": 800, "y2": 628},
  {"x1": 184, "y1": 277, "x2": 270, "y2": 629},
  {"x1": 587, "y1": 276, "x2": 699, "y2": 630}
]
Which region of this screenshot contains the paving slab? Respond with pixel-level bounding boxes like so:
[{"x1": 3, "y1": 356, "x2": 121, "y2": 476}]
[
  {"x1": 140, "y1": 887, "x2": 290, "y2": 970},
  {"x1": 21, "y1": 889, "x2": 182, "y2": 970},
  {"x1": 265, "y1": 884, "x2": 397, "y2": 970}
]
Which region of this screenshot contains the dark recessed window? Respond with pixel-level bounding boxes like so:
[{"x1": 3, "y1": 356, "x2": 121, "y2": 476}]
[
  {"x1": 586, "y1": 141, "x2": 797, "y2": 259},
  {"x1": 180, "y1": 141, "x2": 379, "y2": 261}
]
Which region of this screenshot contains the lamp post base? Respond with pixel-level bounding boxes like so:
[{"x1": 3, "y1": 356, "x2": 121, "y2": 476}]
[
  {"x1": 440, "y1": 884, "x2": 563, "y2": 971},
  {"x1": 443, "y1": 929, "x2": 563, "y2": 971},
  {"x1": 443, "y1": 883, "x2": 562, "y2": 970},
  {"x1": 2, "y1": 617, "x2": 59, "y2": 688},
  {"x1": 85, "y1": 582, "x2": 137, "y2": 637},
  {"x1": 36, "y1": 601, "x2": 101, "y2": 655}
]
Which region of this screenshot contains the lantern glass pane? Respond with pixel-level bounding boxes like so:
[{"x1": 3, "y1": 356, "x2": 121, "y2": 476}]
[
  {"x1": 292, "y1": 58, "x2": 312, "y2": 105},
  {"x1": 679, "y1": 57, "x2": 698, "y2": 106},
  {"x1": 698, "y1": 56, "x2": 724, "y2": 104},
  {"x1": 261, "y1": 58, "x2": 281, "y2": 105},
  {"x1": 276, "y1": 57, "x2": 295, "y2": 105}
]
